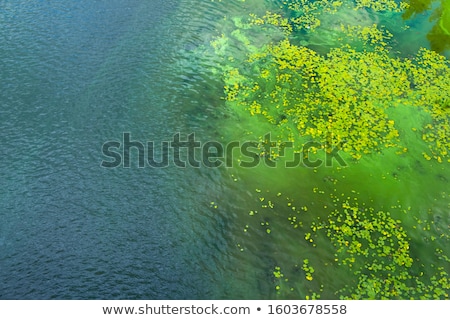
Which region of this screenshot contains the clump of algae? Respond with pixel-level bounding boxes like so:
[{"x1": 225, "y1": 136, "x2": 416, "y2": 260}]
[
  {"x1": 211, "y1": 0, "x2": 450, "y2": 300},
  {"x1": 217, "y1": 1, "x2": 450, "y2": 162}
]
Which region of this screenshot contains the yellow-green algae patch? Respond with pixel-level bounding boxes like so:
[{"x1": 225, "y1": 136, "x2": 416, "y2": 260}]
[
  {"x1": 210, "y1": 0, "x2": 450, "y2": 300},
  {"x1": 221, "y1": 21, "x2": 449, "y2": 162}
]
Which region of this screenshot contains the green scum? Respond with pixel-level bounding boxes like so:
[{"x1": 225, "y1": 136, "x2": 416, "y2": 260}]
[{"x1": 212, "y1": 0, "x2": 450, "y2": 299}]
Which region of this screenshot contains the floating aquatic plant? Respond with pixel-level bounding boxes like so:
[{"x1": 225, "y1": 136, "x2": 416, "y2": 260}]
[
  {"x1": 272, "y1": 189, "x2": 450, "y2": 299},
  {"x1": 212, "y1": 0, "x2": 450, "y2": 300},
  {"x1": 221, "y1": 22, "x2": 449, "y2": 161},
  {"x1": 309, "y1": 198, "x2": 450, "y2": 299}
]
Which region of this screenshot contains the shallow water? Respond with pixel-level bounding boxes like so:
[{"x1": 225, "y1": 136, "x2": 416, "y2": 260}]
[{"x1": 0, "y1": 0, "x2": 448, "y2": 299}]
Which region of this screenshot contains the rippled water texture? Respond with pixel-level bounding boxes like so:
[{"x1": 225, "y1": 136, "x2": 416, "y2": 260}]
[
  {"x1": 0, "y1": 0, "x2": 448, "y2": 299},
  {"x1": 0, "y1": 0, "x2": 241, "y2": 299}
]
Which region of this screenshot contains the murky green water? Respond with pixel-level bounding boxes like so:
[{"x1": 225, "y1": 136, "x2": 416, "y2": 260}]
[{"x1": 0, "y1": 0, "x2": 448, "y2": 299}]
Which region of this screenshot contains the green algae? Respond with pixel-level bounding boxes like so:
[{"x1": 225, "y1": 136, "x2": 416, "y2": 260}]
[
  {"x1": 239, "y1": 181, "x2": 449, "y2": 299},
  {"x1": 215, "y1": 5, "x2": 450, "y2": 161},
  {"x1": 209, "y1": 0, "x2": 450, "y2": 299},
  {"x1": 441, "y1": 1, "x2": 450, "y2": 35}
]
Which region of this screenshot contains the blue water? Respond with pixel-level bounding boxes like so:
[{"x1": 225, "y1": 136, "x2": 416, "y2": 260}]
[{"x1": 0, "y1": 0, "x2": 247, "y2": 299}]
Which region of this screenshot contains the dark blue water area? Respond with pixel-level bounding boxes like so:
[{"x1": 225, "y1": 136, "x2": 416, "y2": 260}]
[{"x1": 0, "y1": 0, "x2": 240, "y2": 299}]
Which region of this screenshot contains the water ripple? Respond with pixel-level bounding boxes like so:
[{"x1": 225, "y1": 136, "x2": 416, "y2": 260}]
[{"x1": 0, "y1": 0, "x2": 261, "y2": 299}]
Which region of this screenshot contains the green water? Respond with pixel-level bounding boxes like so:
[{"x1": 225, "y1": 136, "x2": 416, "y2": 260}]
[{"x1": 202, "y1": 0, "x2": 450, "y2": 299}]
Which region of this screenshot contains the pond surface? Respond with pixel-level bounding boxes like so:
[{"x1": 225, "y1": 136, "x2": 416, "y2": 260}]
[{"x1": 0, "y1": 0, "x2": 448, "y2": 299}]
